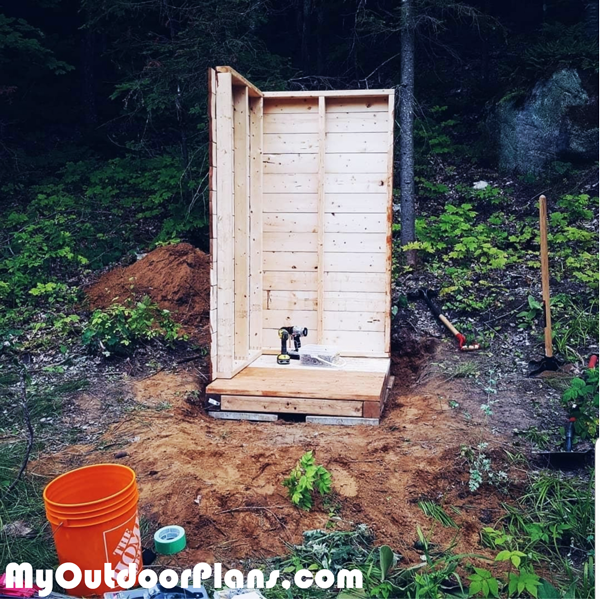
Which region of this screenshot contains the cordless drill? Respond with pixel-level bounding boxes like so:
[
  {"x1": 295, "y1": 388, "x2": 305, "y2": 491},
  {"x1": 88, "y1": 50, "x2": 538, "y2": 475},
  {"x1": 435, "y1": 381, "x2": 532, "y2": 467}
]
[{"x1": 277, "y1": 326, "x2": 308, "y2": 364}]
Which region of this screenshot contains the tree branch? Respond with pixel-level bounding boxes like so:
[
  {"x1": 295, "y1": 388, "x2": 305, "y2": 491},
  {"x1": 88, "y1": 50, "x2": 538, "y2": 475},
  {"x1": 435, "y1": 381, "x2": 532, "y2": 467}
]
[{"x1": 5, "y1": 370, "x2": 34, "y2": 494}]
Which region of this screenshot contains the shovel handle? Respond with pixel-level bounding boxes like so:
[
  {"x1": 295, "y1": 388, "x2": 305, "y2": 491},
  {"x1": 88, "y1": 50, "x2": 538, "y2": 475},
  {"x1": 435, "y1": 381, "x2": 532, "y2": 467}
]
[
  {"x1": 539, "y1": 195, "x2": 553, "y2": 358},
  {"x1": 439, "y1": 314, "x2": 459, "y2": 337}
]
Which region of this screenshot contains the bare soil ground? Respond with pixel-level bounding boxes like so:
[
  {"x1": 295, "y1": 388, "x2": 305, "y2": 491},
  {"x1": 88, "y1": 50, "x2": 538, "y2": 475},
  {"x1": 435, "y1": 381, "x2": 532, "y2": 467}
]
[
  {"x1": 30, "y1": 339, "x2": 547, "y2": 570},
  {"x1": 25, "y1": 242, "x2": 582, "y2": 571}
]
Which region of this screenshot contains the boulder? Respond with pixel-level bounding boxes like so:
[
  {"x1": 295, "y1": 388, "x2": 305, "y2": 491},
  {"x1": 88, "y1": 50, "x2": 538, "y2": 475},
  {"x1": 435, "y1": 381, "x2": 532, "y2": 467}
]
[{"x1": 494, "y1": 69, "x2": 598, "y2": 174}]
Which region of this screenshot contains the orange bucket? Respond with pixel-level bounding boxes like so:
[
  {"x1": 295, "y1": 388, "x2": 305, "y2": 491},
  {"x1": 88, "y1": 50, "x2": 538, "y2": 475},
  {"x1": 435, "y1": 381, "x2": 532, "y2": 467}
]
[{"x1": 43, "y1": 464, "x2": 142, "y2": 596}]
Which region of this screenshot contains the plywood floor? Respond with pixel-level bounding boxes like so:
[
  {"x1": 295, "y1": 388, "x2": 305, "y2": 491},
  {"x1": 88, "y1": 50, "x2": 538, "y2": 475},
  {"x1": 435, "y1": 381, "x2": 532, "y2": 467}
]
[{"x1": 206, "y1": 356, "x2": 390, "y2": 419}]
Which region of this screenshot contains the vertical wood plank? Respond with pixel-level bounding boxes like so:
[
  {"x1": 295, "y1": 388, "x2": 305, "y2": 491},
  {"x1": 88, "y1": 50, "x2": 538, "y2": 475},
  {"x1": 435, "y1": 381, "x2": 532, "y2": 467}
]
[
  {"x1": 233, "y1": 86, "x2": 250, "y2": 360},
  {"x1": 216, "y1": 72, "x2": 235, "y2": 377},
  {"x1": 208, "y1": 68, "x2": 218, "y2": 379},
  {"x1": 249, "y1": 96, "x2": 264, "y2": 351},
  {"x1": 317, "y1": 96, "x2": 326, "y2": 343},
  {"x1": 384, "y1": 91, "x2": 395, "y2": 355}
]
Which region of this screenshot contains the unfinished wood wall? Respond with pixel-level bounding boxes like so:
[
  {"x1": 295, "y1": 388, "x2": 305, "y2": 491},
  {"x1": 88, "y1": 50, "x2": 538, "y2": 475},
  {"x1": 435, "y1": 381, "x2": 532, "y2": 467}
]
[
  {"x1": 210, "y1": 67, "x2": 394, "y2": 377},
  {"x1": 209, "y1": 68, "x2": 263, "y2": 378},
  {"x1": 261, "y1": 93, "x2": 394, "y2": 357},
  {"x1": 262, "y1": 97, "x2": 320, "y2": 348}
]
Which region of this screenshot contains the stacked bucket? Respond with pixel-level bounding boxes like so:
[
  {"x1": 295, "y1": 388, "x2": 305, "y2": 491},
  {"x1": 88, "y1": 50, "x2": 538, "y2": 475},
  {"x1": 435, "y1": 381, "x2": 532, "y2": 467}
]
[{"x1": 43, "y1": 464, "x2": 142, "y2": 596}]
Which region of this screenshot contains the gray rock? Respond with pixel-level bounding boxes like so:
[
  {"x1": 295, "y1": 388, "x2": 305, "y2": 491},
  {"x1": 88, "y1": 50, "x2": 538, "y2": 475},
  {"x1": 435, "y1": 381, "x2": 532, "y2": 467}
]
[{"x1": 494, "y1": 69, "x2": 597, "y2": 174}]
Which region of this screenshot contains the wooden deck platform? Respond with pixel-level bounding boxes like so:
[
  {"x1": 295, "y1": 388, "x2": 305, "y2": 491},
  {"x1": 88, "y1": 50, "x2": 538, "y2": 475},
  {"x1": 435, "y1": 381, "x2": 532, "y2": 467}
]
[{"x1": 206, "y1": 355, "x2": 391, "y2": 422}]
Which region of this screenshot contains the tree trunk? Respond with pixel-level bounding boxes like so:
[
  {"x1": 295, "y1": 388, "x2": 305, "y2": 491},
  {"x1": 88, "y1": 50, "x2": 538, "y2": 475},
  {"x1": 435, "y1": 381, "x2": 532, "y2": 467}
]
[
  {"x1": 584, "y1": 1, "x2": 598, "y2": 39},
  {"x1": 81, "y1": 25, "x2": 97, "y2": 129},
  {"x1": 399, "y1": 0, "x2": 416, "y2": 266},
  {"x1": 316, "y1": 0, "x2": 324, "y2": 74},
  {"x1": 300, "y1": 0, "x2": 312, "y2": 70}
]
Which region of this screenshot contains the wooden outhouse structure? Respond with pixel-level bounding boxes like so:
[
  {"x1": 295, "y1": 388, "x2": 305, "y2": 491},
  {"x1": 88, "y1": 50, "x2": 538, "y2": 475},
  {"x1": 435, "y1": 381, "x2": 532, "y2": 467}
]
[{"x1": 205, "y1": 67, "x2": 395, "y2": 423}]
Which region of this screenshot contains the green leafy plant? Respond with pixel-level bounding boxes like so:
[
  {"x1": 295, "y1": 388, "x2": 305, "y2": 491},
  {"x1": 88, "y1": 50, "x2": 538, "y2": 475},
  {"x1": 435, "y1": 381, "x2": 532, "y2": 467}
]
[
  {"x1": 517, "y1": 296, "x2": 544, "y2": 329},
  {"x1": 461, "y1": 443, "x2": 508, "y2": 493},
  {"x1": 418, "y1": 500, "x2": 459, "y2": 528},
  {"x1": 561, "y1": 366, "x2": 599, "y2": 440},
  {"x1": 82, "y1": 296, "x2": 186, "y2": 355},
  {"x1": 521, "y1": 23, "x2": 599, "y2": 75},
  {"x1": 415, "y1": 105, "x2": 461, "y2": 159},
  {"x1": 468, "y1": 567, "x2": 500, "y2": 598},
  {"x1": 507, "y1": 570, "x2": 541, "y2": 597},
  {"x1": 283, "y1": 451, "x2": 332, "y2": 511}
]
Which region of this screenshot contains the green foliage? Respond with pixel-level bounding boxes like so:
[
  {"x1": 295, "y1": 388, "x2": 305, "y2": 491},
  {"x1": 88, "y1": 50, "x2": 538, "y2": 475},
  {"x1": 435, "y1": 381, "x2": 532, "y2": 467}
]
[
  {"x1": 415, "y1": 105, "x2": 462, "y2": 161},
  {"x1": 469, "y1": 567, "x2": 499, "y2": 598},
  {"x1": 557, "y1": 194, "x2": 595, "y2": 221},
  {"x1": 87, "y1": 0, "x2": 291, "y2": 139},
  {"x1": 495, "y1": 549, "x2": 527, "y2": 569},
  {"x1": 283, "y1": 451, "x2": 332, "y2": 511},
  {"x1": 469, "y1": 538, "x2": 542, "y2": 598},
  {"x1": 547, "y1": 196, "x2": 599, "y2": 289},
  {"x1": 0, "y1": 13, "x2": 73, "y2": 74},
  {"x1": 410, "y1": 202, "x2": 513, "y2": 273},
  {"x1": 460, "y1": 443, "x2": 508, "y2": 493},
  {"x1": 499, "y1": 470, "x2": 595, "y2": 597},
  {"x1": 415, "y1": 177, "x2": 450, "y2": 197},
  {"x1": 0, "y1": 442, "x2": 58, "y2": 570},
  {"x1": 400, "y1": 190, "x2": 598, "y2": 322},
  {"x1": 418, "y1": 500, "x2": 458, "y2": 528},
  {"x1": 521, "y1": 23, "x2": 599, "y2": 75},
  {"x1": 467, "y1": 185, "x2": 511, "y2": 206},
  {"x1": 378, "y1": 545, "x2": 395, "y2": 581},
  {"x1": 82, "y1": 296, "x2": 186, "y2": 355},
  {"x1": 517, "y1": 296, "x2": 544, "y2": 329},
  {"x1": 507, "y1": 570, "x2": 541, "y2": 597},
  {"x1": 561, "y1": 367, "x2": 599, "y2": 440},
  {"x1": 515, "y1": 427, "x2": 550, "y2": 450},
  {"x1": 0, "y1": 155, "x2": 206, "y2": 312}
]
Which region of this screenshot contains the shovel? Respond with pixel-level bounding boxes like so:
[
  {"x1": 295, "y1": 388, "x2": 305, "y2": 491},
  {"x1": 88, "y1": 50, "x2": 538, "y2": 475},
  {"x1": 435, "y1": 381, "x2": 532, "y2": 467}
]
[
  {"x1": 533, "y1": 354, "x2": 597, "y2": 469},
  {"x1": 407, "y1": 288, "x2": 480, "y2": 351},
  {"x1": 528, "y1": 195, "x2": 561, "y2": 377}
]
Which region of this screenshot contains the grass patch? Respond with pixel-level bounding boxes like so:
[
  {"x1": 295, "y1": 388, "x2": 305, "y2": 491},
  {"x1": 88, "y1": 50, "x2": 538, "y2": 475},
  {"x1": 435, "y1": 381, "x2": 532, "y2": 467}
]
[
  {"x1": 418, "y1": 500, "x2": 459, "y2": 528},
  {"x1": 0, "y1": 444, "x2": 57, "y2": 571},
  {"x1": 499, "y1": 469, "x2": 595, "y2": 598}
]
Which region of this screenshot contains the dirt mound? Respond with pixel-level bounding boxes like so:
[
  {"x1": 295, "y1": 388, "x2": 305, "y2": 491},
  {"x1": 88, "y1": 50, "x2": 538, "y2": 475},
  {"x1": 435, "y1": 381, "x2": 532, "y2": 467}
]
[{"x1": 85, "y1": 243, "x2": 210, "y2": 343}]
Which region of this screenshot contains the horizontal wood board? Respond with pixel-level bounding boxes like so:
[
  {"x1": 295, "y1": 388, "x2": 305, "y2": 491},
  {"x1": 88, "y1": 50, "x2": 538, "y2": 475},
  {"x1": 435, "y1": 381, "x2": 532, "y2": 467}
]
[
  {"x1": 207, "y1": 358, "x2": 391, "y2": 418},
  {"x1": 206, "y1": 366, "x2": 386, "y2": 401},
  {"x1": 221, "y1": 395, "x2": 364, "y2": 417}
]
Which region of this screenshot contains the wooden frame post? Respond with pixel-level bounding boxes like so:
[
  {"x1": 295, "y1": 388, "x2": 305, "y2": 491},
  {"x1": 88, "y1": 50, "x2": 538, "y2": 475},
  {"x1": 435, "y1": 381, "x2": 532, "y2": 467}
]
[
  {"x1": 249, "y1": 97, "x2": 264, "y2": 351},
  {"x1": 317, "y1": 96, "x2": 326, "y2": 343},
  {"x1": 233, "y1": 86, "x2": 250, "y2": 360},
  {"x1": 215, "y1": 72, "x2": 235, "y2": 377},
  {"x1": 384, "y1": 90, "x2": 395, "y2": 354}
]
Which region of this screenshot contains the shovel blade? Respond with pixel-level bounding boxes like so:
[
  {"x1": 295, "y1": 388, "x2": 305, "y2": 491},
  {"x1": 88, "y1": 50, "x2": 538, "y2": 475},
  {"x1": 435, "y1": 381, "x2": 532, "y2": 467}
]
[
  {"x1": 534, "y1": 449, "x2": 593, "y2": 470},
  {"x1": 528, "y1": 356, "x2": 561, "y2": 377}
]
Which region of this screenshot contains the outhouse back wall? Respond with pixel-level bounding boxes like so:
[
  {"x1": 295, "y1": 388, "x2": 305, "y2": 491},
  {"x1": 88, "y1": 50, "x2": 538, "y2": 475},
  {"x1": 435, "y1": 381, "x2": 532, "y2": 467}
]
[{"x1": 261, "y1": 95, "x2": 393, "y2": 356}]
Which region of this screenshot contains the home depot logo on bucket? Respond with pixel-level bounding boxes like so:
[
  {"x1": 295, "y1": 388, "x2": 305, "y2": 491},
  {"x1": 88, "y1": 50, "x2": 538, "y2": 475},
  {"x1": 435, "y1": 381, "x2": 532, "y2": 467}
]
[{"x1": 103, "y1": 514, "x2": 142, "y2": 577}]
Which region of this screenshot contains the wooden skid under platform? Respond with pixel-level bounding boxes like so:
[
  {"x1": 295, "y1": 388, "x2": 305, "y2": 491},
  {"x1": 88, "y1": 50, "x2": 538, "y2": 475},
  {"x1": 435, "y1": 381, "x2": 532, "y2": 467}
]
[{"x1": 206, "y1": 357, "x2": 392, "y2": 423}]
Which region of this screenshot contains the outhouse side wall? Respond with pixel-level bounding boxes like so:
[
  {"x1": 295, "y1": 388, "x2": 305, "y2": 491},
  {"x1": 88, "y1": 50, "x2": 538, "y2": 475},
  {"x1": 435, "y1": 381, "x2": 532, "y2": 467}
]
[{"x1": 209, "y1": 68, "x2": 263, "y2": 379}]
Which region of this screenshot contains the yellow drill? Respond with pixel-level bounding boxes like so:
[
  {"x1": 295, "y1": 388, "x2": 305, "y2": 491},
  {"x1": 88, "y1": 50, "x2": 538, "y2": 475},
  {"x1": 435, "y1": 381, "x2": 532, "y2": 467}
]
[{"x1": 277, "y1": 326, "x2": 308, "y2": 365}]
